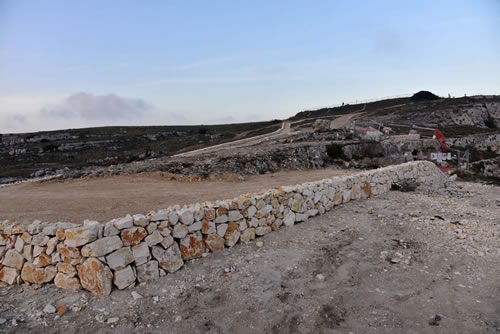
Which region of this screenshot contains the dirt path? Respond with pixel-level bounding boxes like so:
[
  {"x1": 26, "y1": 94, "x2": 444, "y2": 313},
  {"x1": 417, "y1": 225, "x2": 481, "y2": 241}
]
[
  {"x1": 173, "y1": 122, "x2": 292, "y2": 158},
  {"x1": 1, "y1": 182, "x2": 498, "y2": 333},
  {"x1": 0, "y1": 167, "x2": 348, "y2": 224},
  {"x1": 330, "y1": 107, "x2": 367, "y2": 129}
]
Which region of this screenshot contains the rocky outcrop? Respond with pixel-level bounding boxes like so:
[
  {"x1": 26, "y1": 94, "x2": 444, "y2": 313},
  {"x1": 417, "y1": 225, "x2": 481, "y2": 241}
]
[{"x1": 472, "y1": 157, "x2": 500, "y2": 180}]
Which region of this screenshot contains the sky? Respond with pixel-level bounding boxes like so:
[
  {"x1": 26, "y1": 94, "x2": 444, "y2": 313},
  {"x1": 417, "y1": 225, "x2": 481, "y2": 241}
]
[{"x1": 0, "y1": 0, "x2": 499, "y2": 133}]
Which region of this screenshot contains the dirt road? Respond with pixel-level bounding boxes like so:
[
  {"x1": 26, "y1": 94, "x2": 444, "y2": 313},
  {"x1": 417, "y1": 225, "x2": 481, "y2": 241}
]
[
  {"x1": 0, "y1": 167, "x2": 348, "y2": 224},
  {"x1": 1, "y1": 181, "x2": 498, "y2": 333},
  {"x1": 173, "y1": 121, "x2": 292, "y2": 158}
]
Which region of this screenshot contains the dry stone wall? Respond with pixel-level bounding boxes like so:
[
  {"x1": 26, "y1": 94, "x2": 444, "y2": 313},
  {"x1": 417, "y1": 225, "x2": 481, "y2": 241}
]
[{"x1": 0, "y1": 161, "x2": 450, "y2": 296}]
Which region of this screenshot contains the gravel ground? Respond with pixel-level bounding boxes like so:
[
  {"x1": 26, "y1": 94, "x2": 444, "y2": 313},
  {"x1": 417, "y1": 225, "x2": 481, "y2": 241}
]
[{"x1": 0, "y1": 181, "x2": 499, "y2": 333}]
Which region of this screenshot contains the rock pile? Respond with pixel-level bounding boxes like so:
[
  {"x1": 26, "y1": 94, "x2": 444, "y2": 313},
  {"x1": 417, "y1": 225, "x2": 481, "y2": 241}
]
[{"x1": 0, "y1": 161, "x2": 451, "y2": 296}]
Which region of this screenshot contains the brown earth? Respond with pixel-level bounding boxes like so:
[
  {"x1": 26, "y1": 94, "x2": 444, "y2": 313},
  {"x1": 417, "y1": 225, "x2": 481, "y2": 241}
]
[
  {"x1": 0, "y1": 167, "x2": 351, "y2": 224},
  {"x1": 0, "y1": 181, "x2": 498, "y2": 333}
]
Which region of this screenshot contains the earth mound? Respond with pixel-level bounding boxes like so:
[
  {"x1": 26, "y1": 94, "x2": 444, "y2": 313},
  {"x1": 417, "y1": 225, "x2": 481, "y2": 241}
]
[{"x1": 410, "y1": 90, "x2": 440, "y2": 102}]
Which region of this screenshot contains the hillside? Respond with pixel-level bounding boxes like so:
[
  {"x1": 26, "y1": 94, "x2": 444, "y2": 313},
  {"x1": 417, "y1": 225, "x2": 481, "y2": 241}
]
[{"x1": 0, "y1": 121, "x2": 281, "y2": 180}]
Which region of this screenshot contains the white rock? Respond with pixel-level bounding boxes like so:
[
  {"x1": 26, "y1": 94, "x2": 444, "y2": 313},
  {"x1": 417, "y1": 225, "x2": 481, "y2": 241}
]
[
  {"x1": 105, "y1": 247, "x2": 134, "y2": 270},
  {"x1": 145, "y1": 230, "x2": 163, "y2": 247},
  {"x1": 113, "y1": 215, "x2": 134, "y2": 230},
  {"x1": 283, "y1": 211, "x2": 295, "y2": 226},
  {"x1": 172, "y1": 224, "x2": 188, "y2": 239},
  {"x1": 228, "y1": 210, "x2": 243, "y2": 222},
  {"x1": 113, "y1": 265, "x2": 136, "y2": 290},
  {"x1": 187, "y1": 221, "x2": 202, "y2": 232},
  {"x1": 2, "y1": 249, "x2": 25, "y2": 270},
  {"x1": 64, "y1": 226, "x2": 99, "y2": 248},
  {"x1": 179, "y1": 208, "x2": 194, "y2": 225},
  {"x1": 136, "y1": 260, "x2": 159, "y2": 283},
  {"x1": 133, "y1": 214, "x2": 148, "y2": 227},
  {"x1": 104, "y1": 220, "x2": 120, "y2": 237},
  {"x1": 216, "y1": 224, "x2": 228, "y2": 237},
  {"x1": 43, "y1": 304, "x2": 56, "y2": 314},
  {"x1": 14, "y1": 237, "x2": 24, "y2": 253},
  {"x1": 131, "y1": 291, "x2": 143, "y2": 300},
  {"x1": 132, "y1": 242, "x2": 150, "y2": 266},
  {"x1": 81, "y1": 236, "x2": 123, "y2": 257}
]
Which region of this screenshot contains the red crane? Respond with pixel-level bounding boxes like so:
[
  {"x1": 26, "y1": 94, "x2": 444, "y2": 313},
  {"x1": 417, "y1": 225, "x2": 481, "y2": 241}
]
[{"x1": 433, "y1": 129, "x2": 449, "y2": 152}]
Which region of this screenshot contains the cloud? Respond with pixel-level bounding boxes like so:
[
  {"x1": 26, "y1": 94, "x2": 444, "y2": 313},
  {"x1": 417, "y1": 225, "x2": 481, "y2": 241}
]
[{"x1": 42, "y1": 92, "x2": 151, "y2": 121}]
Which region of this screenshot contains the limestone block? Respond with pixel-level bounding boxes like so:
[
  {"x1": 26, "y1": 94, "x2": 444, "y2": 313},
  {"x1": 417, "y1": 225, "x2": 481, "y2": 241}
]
[
  {"x1": 132, "y1": 242, "x2": 150, "y2": 266},
  {"x1": 136, "y1": 260, "x2": 159, "y2": 283},
  {"x1": 77, "y1": 258, "x2": 113, "y2": 296},
  {"x1": 120, "y1": 227, "x2": 147, "y2": 247},
  {"x1": 81, "y1": 236, "x2": 123, "y2": 257},
  {"x1": 151, "y1": 244, "x2": 184, "y2": 273},
  {"x1": 204, "y1": 234, "x2": 225, "y2": 252},
  {"x1": 113, "y1": 265, "x2": 136, "y2": 289},
  {"x1": 179, "y1": 232, "x2": 204, "y2": 260},
  {"x1": 54, "y1": 273, "x2": 81, "y2": 291}
]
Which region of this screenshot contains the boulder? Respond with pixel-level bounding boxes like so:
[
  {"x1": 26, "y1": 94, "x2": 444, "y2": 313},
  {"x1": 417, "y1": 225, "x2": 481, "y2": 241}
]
[{"x1": 77, "y1": 258, "x2": 113, "y2": 296}]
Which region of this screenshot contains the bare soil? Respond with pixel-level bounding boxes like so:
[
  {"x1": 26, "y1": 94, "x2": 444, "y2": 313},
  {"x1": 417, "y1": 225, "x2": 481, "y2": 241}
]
[
  {"x1": 0, "y1": 167, "x2": 350, "y2": 224},
  {"x1": 1, "y1": 181, "x2": 499, "y2": 333}
]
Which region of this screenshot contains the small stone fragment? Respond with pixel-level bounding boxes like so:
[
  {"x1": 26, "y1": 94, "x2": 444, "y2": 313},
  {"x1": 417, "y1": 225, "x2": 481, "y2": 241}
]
[{"x1": 43, "y1": 304, "x2": 56, "y2": 314}]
